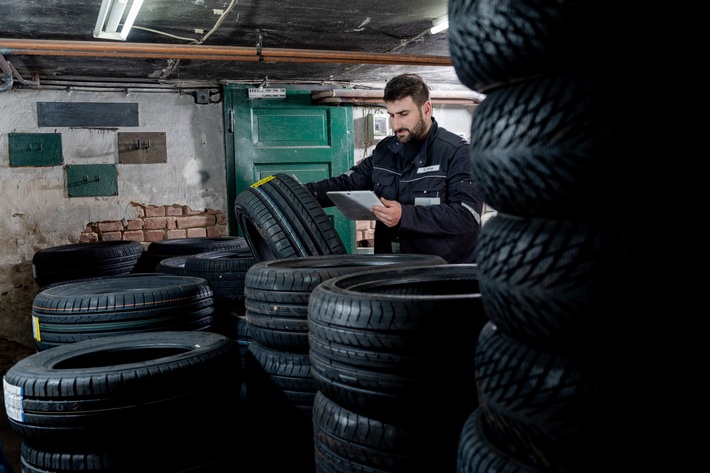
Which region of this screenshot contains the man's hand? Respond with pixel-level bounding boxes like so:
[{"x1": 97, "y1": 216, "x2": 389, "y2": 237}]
[{"x1": 371, "y1": 197, "x2": 402, "y2": 227}]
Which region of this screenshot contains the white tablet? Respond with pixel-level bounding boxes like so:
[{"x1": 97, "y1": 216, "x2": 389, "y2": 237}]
[{"x1": 326, "y1": 191, "x2": 383, "y2": 220}]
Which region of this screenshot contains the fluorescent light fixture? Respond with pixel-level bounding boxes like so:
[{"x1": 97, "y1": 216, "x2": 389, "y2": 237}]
[
  {"x1": 430, "y1": 15, "x2": 449, "y2": 35},
  {"x1": 94, "y1": 0, "x2": 144, "y2": 41}
]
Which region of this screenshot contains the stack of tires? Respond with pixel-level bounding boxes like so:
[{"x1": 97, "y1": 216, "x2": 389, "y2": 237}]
[
  {"x1": 3, "y1": 331, "x2": 242, "y2": 472},
  {"x1": 11, "y1": 238, "x2": 253, "y2": 471},
  {"x1": 240, "y1": 253, "x2": 447, "y2": 472},
  {"x1": 30, "y1": 273, "x2": 216, "y2": 351},
  {"x1": 146, "y1": 236, "x2": 256, "y2": 340},
  {"x1": 138, "y1": 235, "x2": 250, "y2": 272},
  {"x1": 307, "y1": 264, "x2": 489, "y2": 472},
  {"x1": 32, "y1": 241, "x2": 145, "y2": 288},
  {"x1": 156, "y1": 248, "x2": 258, "y2": 340},
  {"x1": 449, "y1": 1, "x2": 639, "y2": 472}
]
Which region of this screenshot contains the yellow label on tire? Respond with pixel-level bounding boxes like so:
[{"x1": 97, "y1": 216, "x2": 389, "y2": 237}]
[
  {"x1": 251, "y1": 175, "x2": 276, "y2": 188},
  {"x1": 32, "y1": 315, "x2": 41, "y2": 341}
]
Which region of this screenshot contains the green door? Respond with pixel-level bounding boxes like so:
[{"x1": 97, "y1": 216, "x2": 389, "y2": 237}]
[{"x1": 223, "y1": 85, "x2": 356, "y2": 252}]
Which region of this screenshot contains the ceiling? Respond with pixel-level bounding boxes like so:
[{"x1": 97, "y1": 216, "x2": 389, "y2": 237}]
[{"x1": 0, "y1": 0, "x2": 467, "y2": 92}]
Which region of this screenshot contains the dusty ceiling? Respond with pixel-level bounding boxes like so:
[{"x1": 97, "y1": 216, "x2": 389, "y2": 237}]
[{"x1": 0, "y1": 0, "x2": 467, "y2": 91}]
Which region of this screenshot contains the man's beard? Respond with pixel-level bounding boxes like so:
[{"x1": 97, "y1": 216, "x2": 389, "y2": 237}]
[{"x1": 396, "y1": 113, "x2": 428, "y2": 143}]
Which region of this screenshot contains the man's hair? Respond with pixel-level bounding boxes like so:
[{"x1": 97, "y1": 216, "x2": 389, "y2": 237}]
[{"x1": 383, "y1": 73, "x2": 431, "y2": 107}]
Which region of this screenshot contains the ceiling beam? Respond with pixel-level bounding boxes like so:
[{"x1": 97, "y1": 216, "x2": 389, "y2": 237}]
[{"x1": 0, "y1": 39, "x2": 452, "y2": 67}]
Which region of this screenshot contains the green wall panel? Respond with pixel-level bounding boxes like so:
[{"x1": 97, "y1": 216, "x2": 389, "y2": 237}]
[
  {"x1": 8, "y1": 133, "x2": 63, "y2": 167},
  {"x1": 65, "y1": 164, "x2": 118, "y2": 197}
]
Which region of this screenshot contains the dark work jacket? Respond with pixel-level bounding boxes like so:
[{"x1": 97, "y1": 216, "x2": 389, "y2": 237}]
[{"x1": 305, "y1": 118, "x2": 482, "y2": 263}]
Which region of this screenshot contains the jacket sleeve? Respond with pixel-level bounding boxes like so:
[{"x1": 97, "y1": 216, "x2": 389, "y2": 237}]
[
  {"x1": 304, "y1": 155, "x2": 375, "y2": 208},
  {"x1": 399, "y1": 143, "x2": 483, "y2": 237}
]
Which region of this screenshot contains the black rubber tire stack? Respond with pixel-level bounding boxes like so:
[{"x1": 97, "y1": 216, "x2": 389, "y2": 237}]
[
  {"x1": 31, "y1": 273, "x2": 216, "y2": 351},
  {"x1": 448, "y1": 1, "x2": 645, "y2": 472},
  {"x1": 135, "y1": 236, "x2": 250, "y2": 272},
  {"x1": 4, "y1": 331, "x2": 241, "y2": 472},
  {"x1": 32, "y1": 241, "x2": 145, "y2": 288},
  {"x1": 307, "y1": 264, "x2": 489, "y2": 472},
  {"x1": 241, "y1": 254, "x2": 448, "y2": 471},
  {"x1": 180, "y1": 248, "x2": 258, "y2": 339}
]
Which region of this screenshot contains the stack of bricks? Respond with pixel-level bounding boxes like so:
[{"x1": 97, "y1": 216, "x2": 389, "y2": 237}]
[
  {"x1": 79, "y1": 202, "x2": 228, "y2": 249},
  {"x1": 356, "y1": 220, "x2": 376, "y2": 248}
]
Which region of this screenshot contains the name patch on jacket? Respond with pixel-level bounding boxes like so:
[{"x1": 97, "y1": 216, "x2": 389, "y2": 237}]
[
  {"x1": 417, "y1": 165, "x2": 440, "y2": 173},
  {"x1": 415, "y1": 197, "x2": 440, "y2": 206}
]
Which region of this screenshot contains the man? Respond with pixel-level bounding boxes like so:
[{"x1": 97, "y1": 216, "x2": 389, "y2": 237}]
[{"x1": 305, "y1": 73, "x2": 482, "y2": 263}]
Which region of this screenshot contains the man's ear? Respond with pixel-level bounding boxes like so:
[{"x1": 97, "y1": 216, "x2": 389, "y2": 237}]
[{"x1": 423, "y1": 100, "x2": 432, "y2": 116}]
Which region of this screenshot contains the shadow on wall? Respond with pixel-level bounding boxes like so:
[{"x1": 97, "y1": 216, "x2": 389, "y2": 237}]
[
  {"x1": 0, "y1": 259, "x2": 37, "y2": 473},
  {"x1": 0, "y1": 260, "x2": 38, "y2": 350}
]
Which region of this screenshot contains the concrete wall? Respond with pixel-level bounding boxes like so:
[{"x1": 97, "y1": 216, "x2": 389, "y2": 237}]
[{"x1": 0, "y1": 86, "x2": 477, "y2": 351}]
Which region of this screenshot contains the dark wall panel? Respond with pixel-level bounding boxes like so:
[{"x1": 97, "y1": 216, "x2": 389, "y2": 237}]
[{"x1": 37, "y1": 102, "x2": 139, "y2": 127}]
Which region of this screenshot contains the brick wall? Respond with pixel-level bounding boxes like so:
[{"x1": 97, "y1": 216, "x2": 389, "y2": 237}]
[
  {"x1": 79, "y1": 202, "x2": 228, "y2": 249},
  {"x1": 78, "y1": 203, "x2": 376, "y2": 250},
  {"x1": 356, "y1": 220, "x2": 376, "y2": 247}
]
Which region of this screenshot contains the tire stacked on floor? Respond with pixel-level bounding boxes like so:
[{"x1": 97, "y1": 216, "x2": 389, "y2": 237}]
[
  {"x1": 135, "y1": 236, "x2": 251, "y2": 272},
  {"x1": 32, "y1": 241, "x2": 145, "y2": 288},
  {"x1": 146, "y1": 237, "x2": 257, "y2": 348},
  {"x1": 154, "y1": 254, "x2": 189, "y2": 275},
  {"x1": 180, "y1": 248, "x2": 258, "y2": 339},
  {"x1": 307, "y1": 264, "x2": 489, "y2": 473},
  {"x1": 31, "y1": 273, "x2": 216, "y2": 351},
  {"x1": 240, "y1": 254, "x2": 447, "y2": 472},
  {"x1": 3, "y1": 331, "x2": 241, "y2": 472},
  {"x1": 448, "y1": 1, "x2": 638, "y2": 472}
]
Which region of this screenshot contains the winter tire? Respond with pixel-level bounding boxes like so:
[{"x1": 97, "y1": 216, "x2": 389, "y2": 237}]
[
  {"x1": 468, "y1": 72, "x2": 624, "y2": 220},
  {"x1": 475, "y1": 322, "x2": 611, "y2": 473},
  {"x1": 475, "y1": 213, "x2": 632, "y2": 355},
  {"x1": 456, "y1": 408, "x2": 537, "y2": 473},
  {"x1": 313, "y1": 390, "x2": 456, "y2": 472},
  {"x1": 20, "y1": 436, "x2": 231, "y2": 473},
  {"x1": 448, "y1": 0, "x2": 612, "y2": 92}
]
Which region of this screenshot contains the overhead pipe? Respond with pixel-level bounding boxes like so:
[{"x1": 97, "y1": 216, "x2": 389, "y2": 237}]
[
  {"x1": 311, "y1": 88, "x2": 486, "y2": 104},
  {"x1": 315, "y1": 96, "x2": 479, "y2": 106},
  {"x1": 0, "y1": 38, "x2": 452, "y2": 67}
]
